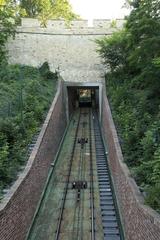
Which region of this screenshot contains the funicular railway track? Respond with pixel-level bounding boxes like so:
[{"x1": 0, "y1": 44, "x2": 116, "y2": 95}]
[
  {"x1": 27, "y1": 108, "x2": 123, "y2": 240},
  {"x1": 55, "y1": 108, "x2": 95, "y2": 240}
]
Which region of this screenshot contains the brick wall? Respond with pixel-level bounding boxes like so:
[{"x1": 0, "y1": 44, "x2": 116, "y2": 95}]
[
  {"x1": 0, "y1": 80, "x2": 67, "y2": 240},
  {"x1": 101, "y1": 91, "x2": 160, "y2": 240}
]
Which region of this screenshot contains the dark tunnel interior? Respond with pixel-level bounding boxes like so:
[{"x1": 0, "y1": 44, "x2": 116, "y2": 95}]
[{"x1": 67, "y1": 86, "x2": 99, "y2": 117}]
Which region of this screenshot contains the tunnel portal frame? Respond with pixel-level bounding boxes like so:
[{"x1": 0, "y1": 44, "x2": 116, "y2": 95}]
[{"x1": 64, "y1": 81, "x2": 103, "y2": 123}]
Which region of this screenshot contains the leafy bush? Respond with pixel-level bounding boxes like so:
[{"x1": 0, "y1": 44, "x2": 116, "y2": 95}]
[
  {"x1": 97, "y1": 0, "x2": 160, "y2": 212},
  {"x1": 0, "y1": 63, "x2": 57, "y2": 198},
  {"x1": 39, "y1": 62, "x2": 58, "y2": 79},
  {"x1": 145, "y1": 183, "x2": 160, "y2": 214},
  {"x1": 0, "y1": 1, "x2": 17, "y2": 65}
]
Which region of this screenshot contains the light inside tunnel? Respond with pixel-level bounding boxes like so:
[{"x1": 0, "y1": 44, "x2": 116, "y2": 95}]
[
  {"x1": 78, "y1": 89, "x2": 91, "y2": 103},
  {"x1": 66, "y1": 85, "x2": 100, "y2": 119}
]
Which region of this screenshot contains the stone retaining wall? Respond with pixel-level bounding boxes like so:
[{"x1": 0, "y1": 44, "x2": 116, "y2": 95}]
[
  {"x1": 7, "y1": 18, "x2": 125, "y2": 83},
  {"x1": 0, "y1": 80, "x2": 67, "y2": 240},
  {"x1": 17, "y1": 18, "x2": 125, "y2": 34},
  {"x1": 101, "y1": 91, "x2": 160, "y2": 240}
]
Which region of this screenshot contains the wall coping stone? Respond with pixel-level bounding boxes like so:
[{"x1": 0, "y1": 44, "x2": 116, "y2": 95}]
[{"x1": 16, "y1": 18, "x2": 125, "y2": 35}]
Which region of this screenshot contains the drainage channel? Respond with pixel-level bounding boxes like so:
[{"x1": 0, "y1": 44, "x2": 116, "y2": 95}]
[{"x1": 93, "y1": 112, "x2": 123, "y2": 240}]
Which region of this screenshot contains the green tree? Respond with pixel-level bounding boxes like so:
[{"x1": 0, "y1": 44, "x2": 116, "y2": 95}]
[
  {"x1": 97, "y1": 0, "x2": 160, "y2": 212},
  {"x1": 0, "y1": 0, "x2": 16, "y2": 64},
  {"x1": 19, "y1": 0, "x2": 52, "y2": 18},
  {"x1": 96, "y1": 30, "x2": 129, "y2": 72},
  {"x1": 51, "y1": 0, "x2": 78, "y2": 20},
  {"x1": 0, "y1": 64, "x2": 58, "y2": 198},
  {"x1": 19, "y1": 0, "x2": 78, "y2": 24}
]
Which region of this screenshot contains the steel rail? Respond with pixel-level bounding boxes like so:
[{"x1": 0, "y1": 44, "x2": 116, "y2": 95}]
[
  {"x1": 79, "y1": 112, "x2": 88, "y2": 240},
  {"x1": 55, "y1": 110, "x2": 81, "y2": 240},
  {"x1": 71, "y1": 108, "x2": 88, "y2": 240},
  {"x1": 76, "y1": 108, "x2": 89, "y2": 240},
  {"x1": 89, "y1": 109, "x2": 95, "y2": 240}
]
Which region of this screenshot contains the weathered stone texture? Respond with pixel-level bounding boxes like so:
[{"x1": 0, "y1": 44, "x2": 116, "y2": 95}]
[
  {"x1": 7, "y1": 18, "x2": 125, "y2": 83},
  {"x1": 0, "y1": 80, "x2": 67, "y2": 240},
  {"x1": 4, "y1": 17, "x2": 160, "y2": 240},
  {"x1": 101, "y1": 90, "x2": 160, "y2": 240}
]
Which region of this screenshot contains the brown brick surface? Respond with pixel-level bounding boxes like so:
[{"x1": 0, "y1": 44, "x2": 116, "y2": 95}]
[
  {"x1": 102, "y1": 91, "x2": 160, "y2": 240},
  {"x1": 0, "y1": 81, "x2": 67, "y2": 240}
]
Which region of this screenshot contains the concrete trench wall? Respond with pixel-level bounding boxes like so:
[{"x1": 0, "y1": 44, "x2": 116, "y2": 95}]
[
  {"x1": 101, "y1": 90, "x2": 160, "y2": 240},
  {"x1": 0, "y1": 80, "x2": 67, "y2": 240},
  {"x1": 67, "y1": 87, "x2": 78, "y2": 117}
]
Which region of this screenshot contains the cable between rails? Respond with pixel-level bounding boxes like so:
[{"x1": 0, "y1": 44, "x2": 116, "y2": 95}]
[
  {"x1": 73, "y1": 108, "x2": 88, "y2": 240},
  {"x1": 89, "y1": 108, "x2": 95, "y2": 240},
  {"x1": 55, "y1": 109, "x2": 81, "y2": 240}
]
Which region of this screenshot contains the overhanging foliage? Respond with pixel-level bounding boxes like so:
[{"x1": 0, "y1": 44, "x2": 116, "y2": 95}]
[{"x1": 97, "y1": 0, "x2": 160, "y2": 212}]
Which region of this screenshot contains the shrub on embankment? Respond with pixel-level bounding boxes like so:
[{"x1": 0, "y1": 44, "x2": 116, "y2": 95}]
[
  {"x1": 96, "y1": 0, "x2": 160, "y2": 212},
  {"x1": 0, "y1": 63, "x2": 58, "y2": 199},
  {"x1": 0, "y1": 0, "x2": 78, "y2": 202}
]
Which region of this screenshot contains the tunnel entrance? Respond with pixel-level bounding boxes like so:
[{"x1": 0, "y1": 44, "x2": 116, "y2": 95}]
[
  {"x1": 65, "y1": 82, "x2": 102, "y2": 121},
  {"x1": 67, "y1": 86, "x2": 99, "y2": 114},
  {"x1": 78, "y1": 88, "x2": 93, "y2": 107}
]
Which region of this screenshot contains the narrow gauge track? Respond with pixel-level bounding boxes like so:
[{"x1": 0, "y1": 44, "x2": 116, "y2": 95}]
[
  {"x1": 26, "y1": 108, "x2": 123, "y2": 240},
  {"x1": 55, "y1": 109, "x2": 81, "y2": 240},
  {"x1": 55, "y1": 108, "x2": 95, "y2": 240}
]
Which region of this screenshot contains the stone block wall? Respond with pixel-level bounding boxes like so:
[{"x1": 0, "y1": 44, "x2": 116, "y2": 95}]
[
  {"x1": 7, "y1": 18, "x2": 125, "y2": 83},
  {"x1": 19, "y1": 18, "x2": 125, "y2": 33},
  {"x1": 101, "y1": 91, "x2": 160, "y2": 240},
  {"x1": 0, "y1": 80, "x2": 67, "y2": 240}
]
